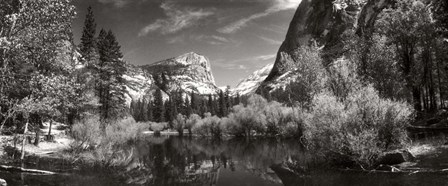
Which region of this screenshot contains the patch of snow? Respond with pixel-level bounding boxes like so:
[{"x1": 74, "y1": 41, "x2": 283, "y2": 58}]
[{"x1": 232, "y1": 64, "x2": 274, "y2": 96}]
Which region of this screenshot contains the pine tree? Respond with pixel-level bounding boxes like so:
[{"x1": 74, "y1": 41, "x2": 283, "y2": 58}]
[
  {"x1": 130, "y1": 99, "x2": 136, "y2": 120},
  {"x1": 95, "y1": 29, "x2": 127, "y2": 123},
  {"x1": 147, "y1": 100, "x2": 154, "y2": 121},
  {"x1": 190, "y1": 91, "x2": 197, "y2": 114},
  {"x1": 225, "y1": 86, "x2": 232, "y2": 112},
  {"x1": 218, "y1": 90, "x2": 227, "y2": 117},
  {"x1": 235, "y1": 93, "x2": 241, "y2": 105},
  {"x1": 200, "y1": 99, "x2": 208, "y2": 117},
  {"x1": 141, "y1": 99, "x2": 148, "y2": 122},
  {"x1": 79, "y1": 6, "x2": 97, "y2": 62},
  {"x1": 175, "y1": 91, "x2": 184, "y2": 115},
  {"x1": 213, "y1": 96, "x2": 219, "y2": 116},
  {"x1": 165, "y1": 99, "x2": 173, "y2": 124},
  {"x1": 135, "y1": 99, "x2": 142, "y2": 121},
  {"x1": 153, "y1": 89, "x2": 165, "y2": 122},
  {"x1": 208, "y1": 94, "x2": 215, "y2": 116}
]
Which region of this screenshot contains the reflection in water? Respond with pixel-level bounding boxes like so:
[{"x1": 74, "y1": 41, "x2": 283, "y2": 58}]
[
  {"x1": 122, "y1": 136, "x2": 306, "y2": 185},
  {"x1": 2, "y1": 136, "x2": 448, "y2": 185}
]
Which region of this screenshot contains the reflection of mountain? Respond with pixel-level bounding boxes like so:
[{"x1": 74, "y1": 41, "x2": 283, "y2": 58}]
[{"x1": 118, "y1": 137, "x2": 308, "y2": 185}]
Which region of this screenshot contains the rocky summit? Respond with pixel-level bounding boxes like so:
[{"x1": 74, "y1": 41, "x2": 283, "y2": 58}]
[{"x1": 141, "y1": 52, "x2": 220, "y2": 96}]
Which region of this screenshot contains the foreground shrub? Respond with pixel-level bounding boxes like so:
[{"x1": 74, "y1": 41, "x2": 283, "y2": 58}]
[
  {"x1": 103, "y1": 117, "x2": 147, "y2": 146},
  {"x1": 227, "y1": 104, "x2": 266, "y2": 138},
  {"x1": 303, "y1": 86, "x2": 413, "y2": 168},
  {"x1": 70, "y1": 116, "x2": 148, "y2": 164},
  {"x1": 192, "y1": 113, "x2": 225, "y2": 138},
  {"x1": 172, "y1": 114, "x2": 187, "y2": 136},
  {"x1": 186, "y1": 114, "x2": 201, "y2": 135},
  {"x1": 281, "y1": 109, "x2": 305, "y2": 138},
  {"x1": 70, "y1": 115, "x2": 102, "y2": 151},
  {"x1": 263, "y1": 101, "x2": 304, "y2": 137},
  {"x1": 149, "y1": 122, "x2": 167, "y2": 132}
]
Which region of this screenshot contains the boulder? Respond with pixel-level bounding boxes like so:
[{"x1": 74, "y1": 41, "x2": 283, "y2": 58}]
[
  {"x1": 377, "y1": 150, "x2": 415, "y2": 165},
  {"x1": 0, "y1": 178, "x2": 6, "y2": 186}
]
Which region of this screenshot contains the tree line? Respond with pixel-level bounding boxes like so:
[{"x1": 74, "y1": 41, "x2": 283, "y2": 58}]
[{"x1": 130, "y1": 88, "x2": 241, "y2": 125}]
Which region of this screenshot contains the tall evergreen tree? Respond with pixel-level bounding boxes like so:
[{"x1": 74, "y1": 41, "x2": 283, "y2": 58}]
[
  {"x1": 218, "y1": 90, "x2": 227, "y2": 117},
  {"x1": 134, "y1": 99, "x2": 142, "y2": 121},
  {"x1": 225, "y1": 86, "x2": 232, "y2": 111},
  {"x1": 208, "y1": 94, "x2": 215, "y2": 116},
  {"x1": 165, "y1": 99, "x2": 173, "y2": 124},
  {"x1": 129, "y1": 99, "x2": 136, "y2": 119},
  {"x1": 190, "y1": 92, "x2": 197, "y2": 114},
  {"x1": 79, "y1": 6, "x2": 97, "y2": 62},
  {"x1": 147, "y1": 100, "x2": 154, "y2": 122},
  {"x1": 234, "y1": 93, "x2": 241, "y2": 105},
  {"x1": 213, "y1": 96, "x2": 219, "y2": 116},
  {"x1": 200, "y1": 99, "x2": 208, "y2": 117},
  {"x1": 95, "y1": 29, "x2": 127, "y2": 123},
  {"x1": 153, "y1": 89, "x2": 165, "y2": 122},
  {"x1": 141, "y1": 99, "x2": 148, "y2": 122}
]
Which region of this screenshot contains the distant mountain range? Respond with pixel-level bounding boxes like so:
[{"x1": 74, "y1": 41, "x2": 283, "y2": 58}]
[{"x1": 124, "y1": 52, "x2": 221, "y2": 104}]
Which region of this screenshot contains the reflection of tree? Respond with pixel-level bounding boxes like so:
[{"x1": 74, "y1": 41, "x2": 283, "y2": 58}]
[{"x1": 118, "y1": 137, "x2": 309, "y2": 185}]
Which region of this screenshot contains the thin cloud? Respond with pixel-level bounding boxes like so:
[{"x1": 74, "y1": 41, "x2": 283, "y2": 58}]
[
  {"x1": 215, "y1": 63, "x2": 248, "y2": 70},
  {"x1": 139, "y1": 2, "x2": 215, "y2": 36},
  {"x1": 214, "y1": 53, "x2": 275, "y2": 70},
  {"x1": 213, "y1": 59, "x2": 248, "y2": 70},
  {"x1": 97, "y1": 0, "x2": 146, "y2": 8},
  {"x1": 253, "y1": 54, "x2": 276, "y2": 61},
  {"x1": 261, "y1": 24, "x2": 288, "y2": 34},
  {"x1": 166, "y1": 34, "x2": 234, "y2": 45},
  {"x1": 231, "y1": 54, "x2": 276, "y2": 63},
  {"x1": 218, "y1": 0, "x2": 300, "y2": 34},
  {"x1": 166, "y1": 35, "x2": 186, "y2": 44},
  {"x1": 193, "y1": 35, "x2": 234, "y2": 45},
  {"x1": 257, "y1": 35, "x2": 282, "y2": 45}
]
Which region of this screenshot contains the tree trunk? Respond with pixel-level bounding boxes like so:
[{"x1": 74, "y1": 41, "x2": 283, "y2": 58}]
[
  {"x1": 34, "y1": 129, "x2": 40, "y2": 146},
  {"x1": 413, "y1": 87, "x2": 422, "y2": 113},
  {"x1": 436, "y1": 44, "x2": 445, "y2": 108},
  {"x1": 21, "y1": 120, "x2": 29, "y2": 160},
  {"x1": 47, "y1": 119, "x2": 53, "y2": 141}
]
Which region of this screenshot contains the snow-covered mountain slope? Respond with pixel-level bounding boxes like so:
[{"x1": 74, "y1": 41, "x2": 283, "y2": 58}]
[
  {"x1": 232, "y1": 64, "x2": 273, "y2": 96},
  {"x1": 141, "y1": 52, "x2": 220, "y2": 95},
  {"x1": 124, "y1": 64, "x2": 169, "y2": 105}
]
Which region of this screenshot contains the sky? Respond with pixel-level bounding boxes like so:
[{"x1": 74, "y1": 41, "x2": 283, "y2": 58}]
[{"x1": 71, "y1": 0, "x2": 300, "y2": 87}]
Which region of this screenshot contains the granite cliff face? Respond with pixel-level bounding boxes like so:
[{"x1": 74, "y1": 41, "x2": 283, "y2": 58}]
[
  {"x1": 123, "y1": 64, "x2": 167, "y2": 105},
  {"x1": 260, "y1": 0, "x2": 394, "y2": 92},
  {"x1": 141, "y1": 52, "x2": 220, "y2": 95}
]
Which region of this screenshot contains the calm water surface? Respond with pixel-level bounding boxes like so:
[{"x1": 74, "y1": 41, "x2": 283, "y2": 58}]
[{"x1": 2, "y1": 136, "x2": 448, "y2": 186}]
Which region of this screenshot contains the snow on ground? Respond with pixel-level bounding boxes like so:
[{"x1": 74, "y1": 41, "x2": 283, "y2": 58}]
[{"x1": 30, "y1": 121, "x2": 73, "y2": 156}]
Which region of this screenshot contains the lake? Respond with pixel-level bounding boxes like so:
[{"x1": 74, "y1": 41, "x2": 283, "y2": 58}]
[{"x1": 1, "y1": 136, "x2": 448, "y2": 185}]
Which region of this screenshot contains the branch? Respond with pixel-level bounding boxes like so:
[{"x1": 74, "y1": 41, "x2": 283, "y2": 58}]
[{"x1": 0, "y1": 165, "x2": 56, "y2": 175}]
